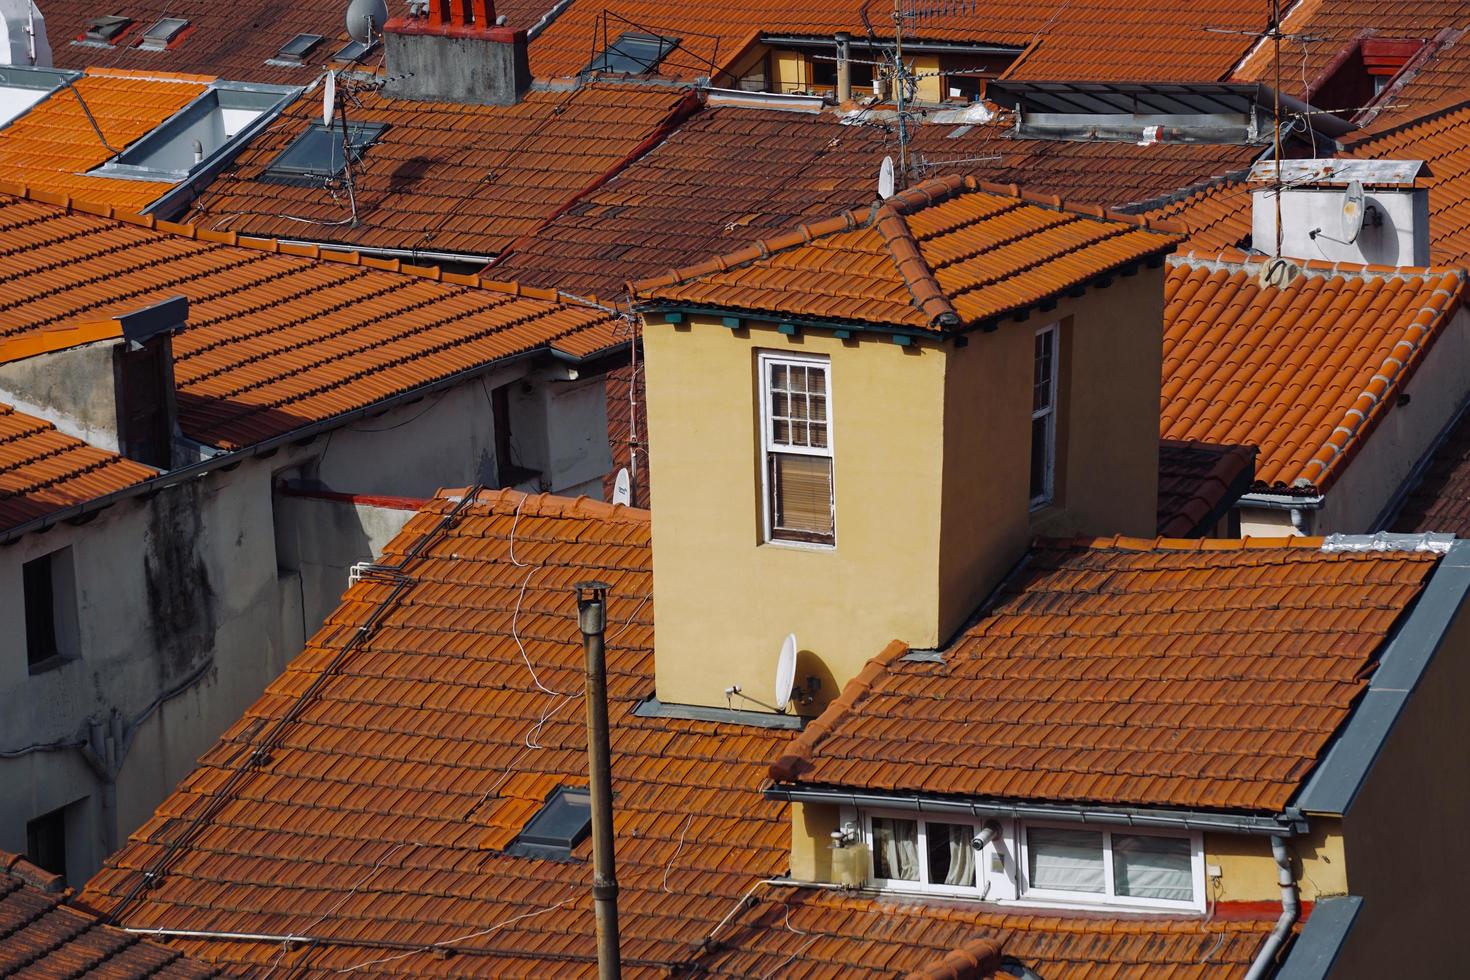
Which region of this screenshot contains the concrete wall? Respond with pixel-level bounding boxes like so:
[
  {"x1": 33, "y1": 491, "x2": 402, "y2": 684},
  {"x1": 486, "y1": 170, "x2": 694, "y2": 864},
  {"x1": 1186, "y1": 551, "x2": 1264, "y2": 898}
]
[
  {"x1": 0, "y1": 339, "x2": 123, "y2": 453},
  {"x1": 1256, "y1": 187, "x2": 1430, "y2": 268},
  {"x1": 383, "y1": 29, "x2": 530, "y2": 106},
  {"x1": 1332, "y1": 582, "x2": 1470, "y2": 977}
]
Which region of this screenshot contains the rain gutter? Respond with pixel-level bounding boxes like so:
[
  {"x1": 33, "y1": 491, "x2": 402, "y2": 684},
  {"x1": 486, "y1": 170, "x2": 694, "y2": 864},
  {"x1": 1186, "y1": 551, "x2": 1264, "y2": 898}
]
[{"x1": 763, "y1": 785, "x2": 1307, "y2": 836}]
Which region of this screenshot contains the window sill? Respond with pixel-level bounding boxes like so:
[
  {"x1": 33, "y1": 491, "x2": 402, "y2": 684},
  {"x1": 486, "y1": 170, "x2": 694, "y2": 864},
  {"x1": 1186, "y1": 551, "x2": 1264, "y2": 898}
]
[
  {"x1": 763, "y1": 536, "x2": 836, "y2": 553},
  {"x1": 27, "y1": 654, "x2": 74, "y2": 676},
  {"x1": 854, "y1": 883, "x2": 1204, "y2": 915}
]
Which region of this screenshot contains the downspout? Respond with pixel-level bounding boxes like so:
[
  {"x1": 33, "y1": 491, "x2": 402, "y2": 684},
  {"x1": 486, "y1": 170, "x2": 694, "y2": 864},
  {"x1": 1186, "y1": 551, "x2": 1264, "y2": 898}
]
[{"x1": 1245, "y1": 836, "x2": 1300, "y2": 980}]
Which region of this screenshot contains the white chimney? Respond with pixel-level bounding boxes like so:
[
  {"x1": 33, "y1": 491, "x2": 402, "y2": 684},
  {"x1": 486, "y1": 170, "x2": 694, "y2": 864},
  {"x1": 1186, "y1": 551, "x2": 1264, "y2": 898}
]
[
  {"x1": 1251, "y1": 159, "x2": 1431, "y2": 268},
  {"x1": 0, "y1": 0, "x2": 50, "y2": 67}
]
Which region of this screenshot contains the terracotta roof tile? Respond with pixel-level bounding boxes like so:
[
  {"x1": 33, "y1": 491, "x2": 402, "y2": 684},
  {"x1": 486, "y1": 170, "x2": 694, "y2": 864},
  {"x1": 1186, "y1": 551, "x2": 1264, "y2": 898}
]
[
  {"x1": 0, "y1": 400, "x2": 155, "y2": 533},
  {"x1": 181, "y1": 82, "x2": 697, "y2": 258},
  {"x1": 1161, "y1": 252, "x2": 1466, "y2": 491},
  {"x1": 40, "y1": 0, "x2": 554, "y2": 83},
  {"x1": 775, "y1": 537, "x2": 1438, "y2": 812},
  {"x1": 0, "y1": 850, "x2": 223, "y2": 978},
  {"x1": 80, "y1": 490, "x2": 1290, "y2": 976},
  {"x1": 0, "y1": 191, "x2": 624, "y2": 449},
  {"x1": 498, "y1": 107, "x2": 1253, "y2": 298},
  {"x1": 0, "y1": 68, "x2": 211, "y2": 212},
  {"x1": 1157, "y1": 439, "x2": 1256, "y2": 536},
  {"x1": 632, "y1": 174, "x2": 1181, "y2": 331}
]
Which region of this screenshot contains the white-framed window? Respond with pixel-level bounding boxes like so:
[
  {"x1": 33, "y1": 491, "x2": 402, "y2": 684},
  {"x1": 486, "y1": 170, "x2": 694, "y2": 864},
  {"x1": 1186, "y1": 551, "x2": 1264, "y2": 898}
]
[
  {"x1": 1019, "y1": 823, "x2": 1204, "y2": 911},
  {"x1": 758, "y1": 351, "x2": 835, "y2": 546},
  {"x1": 1030, "y1": 323, "x2": 1059, "y2": 508},
  {"x1": 852, "y1": 807, "x2": 1205, "y2": 912}
]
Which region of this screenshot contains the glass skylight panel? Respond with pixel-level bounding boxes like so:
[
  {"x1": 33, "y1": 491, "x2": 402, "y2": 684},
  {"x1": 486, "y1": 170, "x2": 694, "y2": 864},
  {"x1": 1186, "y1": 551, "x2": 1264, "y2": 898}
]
[
  {"x1": 84, "y1": 15, "x2": 132, "y2": 44},
  {"x1": 507, "y1": 787, "x2": 591, "y2": 860},
  {"x1": 332, "y1": 38, "x2": 377, "y2": 64},
  {"x1": 261, "y1": 120, "x2": 387, "y2": 186},
  {"x1": 584, "y1": 32, "x2": 679, "y2": 75},
  {"x1": 138, "y1": 17, "x2": 190, "y2": 51},
  {"x1": 274, "y1": 33, "x2": 325, "y2": 66}
]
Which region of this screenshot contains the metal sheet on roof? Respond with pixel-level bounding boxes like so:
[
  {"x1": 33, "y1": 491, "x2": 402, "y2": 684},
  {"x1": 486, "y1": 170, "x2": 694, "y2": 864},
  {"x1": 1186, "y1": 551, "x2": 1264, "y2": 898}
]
[{"x1": 1247, "y1": 158, "x2": 1430, "y2": 186}]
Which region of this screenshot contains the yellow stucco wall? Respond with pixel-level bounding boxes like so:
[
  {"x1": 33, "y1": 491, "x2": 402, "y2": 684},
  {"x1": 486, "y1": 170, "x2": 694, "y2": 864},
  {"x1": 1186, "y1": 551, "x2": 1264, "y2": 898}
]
[
  {"x1": 789, "y1": 801, "x2": 840, "y2": 881},
  {"x1": 771, "y1": 49, "x2": 810, "y2": 94},
  {"x1": 644, "y1": 322, "x2": 951, "y2": 710},
  {"x1": 911, "y1": 55, "x2": 943, "y2": 103},
  {"x1": 1330, "y1": 585, "x2": 1470, "y2": 977},
  {"x1": 1204, "y1": 822, "x2": 1348, "y2": 902},
  {"x1": 1239, "y1": 506, "x2": 1300, "y2": 538}
]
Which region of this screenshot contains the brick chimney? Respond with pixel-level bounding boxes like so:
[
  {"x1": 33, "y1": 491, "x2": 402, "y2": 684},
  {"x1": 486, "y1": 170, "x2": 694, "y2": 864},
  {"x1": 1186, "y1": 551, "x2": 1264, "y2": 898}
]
[{"x1": 383, "y1": 0, "x2": 531, "y2": 106}]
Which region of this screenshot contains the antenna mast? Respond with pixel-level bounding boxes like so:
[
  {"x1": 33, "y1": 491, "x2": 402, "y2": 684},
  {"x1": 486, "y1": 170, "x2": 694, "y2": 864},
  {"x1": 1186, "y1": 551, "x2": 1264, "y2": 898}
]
[
  {"x1": 1271, "y1": 0, "x2": 1283, "y2": 256},
  {"x1": 893, "y1": 0, "x2": 908, "y2": 188}
]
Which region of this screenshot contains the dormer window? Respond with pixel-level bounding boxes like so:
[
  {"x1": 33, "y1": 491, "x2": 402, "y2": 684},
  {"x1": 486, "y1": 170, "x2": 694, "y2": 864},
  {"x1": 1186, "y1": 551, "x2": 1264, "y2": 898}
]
[
  {"x1": 759, "y1": 351, "x2": 834, "y2": 547},
  {"x1": 1030, "y1": 323, "x2": 1059, "y2": 508},
  {"x1": 1022, "y1": 826, "x2": 1200, "y2": 907}
]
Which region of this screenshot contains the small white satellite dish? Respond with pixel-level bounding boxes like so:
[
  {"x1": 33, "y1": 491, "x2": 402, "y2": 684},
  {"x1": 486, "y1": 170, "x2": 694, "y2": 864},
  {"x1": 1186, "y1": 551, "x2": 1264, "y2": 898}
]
[
  {"x1": 322, "y1": 71, "x2": 336, "y2": 128},
  {"x1": 612, "y1": 467, "x2": 631, "y2": 506},
  {"x1": 1341, "y1": 179, "x2": 1366, "y2": 244},
  {"x1": 878, "y1": 156, "x2": 895, "y2": 200},
  {"x1": 774, "y1": 633, "x2": 798, "y2": 712},
  {"x1": 344, "y1": 0, "x2": 388, "y2": 44}
]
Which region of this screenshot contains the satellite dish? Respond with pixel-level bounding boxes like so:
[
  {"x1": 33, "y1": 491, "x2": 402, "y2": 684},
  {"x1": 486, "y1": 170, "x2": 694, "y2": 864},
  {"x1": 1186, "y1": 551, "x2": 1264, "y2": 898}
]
[
  {"x1": 1341, "y1": 180, "x2": 1366, "y2": 244},
  {"x1": 878, "y1": 156, "x2": 895, "y2": 200},
  {"x1": 345, "y1": 0, "x2": 387, "y2": 44},
  {"x1": 612, "y1": 467, "x2": 631, "y2": 506},
  {"x1": 322, "y1": 71, "x2": 336, "y2": 128},
  {"x1": 774, "y1": 633, "x2": 797, "y2": 712}
]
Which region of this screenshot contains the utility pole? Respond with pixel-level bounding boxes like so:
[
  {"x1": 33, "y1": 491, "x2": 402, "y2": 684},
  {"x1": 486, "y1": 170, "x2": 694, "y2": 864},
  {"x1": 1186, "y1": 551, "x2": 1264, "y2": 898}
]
[{"x1": 577, "y1": 581, "x2": 621, "y2": 980}]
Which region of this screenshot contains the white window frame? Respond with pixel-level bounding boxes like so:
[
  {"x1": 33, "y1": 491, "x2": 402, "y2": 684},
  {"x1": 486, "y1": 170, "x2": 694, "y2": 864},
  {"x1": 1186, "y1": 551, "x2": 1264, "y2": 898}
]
[
  {"x1": 1030, "y1": 323, "x2": 1059, "y2": 510},
  {"x1": 757, "y1": 350, "x2": 835, "y2": 549},
  {"x1": 862, "y1": 809, "x2": 992, "y2": 898},
  {"x1": 1017, "y1": 821, "x2": 1206, "y2": 912}
]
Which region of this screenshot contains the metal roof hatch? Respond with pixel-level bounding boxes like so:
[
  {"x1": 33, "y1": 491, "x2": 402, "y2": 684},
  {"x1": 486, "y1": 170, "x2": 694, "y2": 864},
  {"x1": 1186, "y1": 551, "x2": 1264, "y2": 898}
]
[
  {"x1": 506, "y1": 786, "x2": 592, "y2": 861},
  {"x1": 138, "y1": 17, "x2": 189, "y2": 51},
  {"x1": 83, "y1": 15, "x2": 132, "y2": 45},
  {"x1": 584, "y1": 32, "x2": 678, "y2": 75},
  {"x1": 272, "y1": 33, "x2": 325, "y2": 66}
]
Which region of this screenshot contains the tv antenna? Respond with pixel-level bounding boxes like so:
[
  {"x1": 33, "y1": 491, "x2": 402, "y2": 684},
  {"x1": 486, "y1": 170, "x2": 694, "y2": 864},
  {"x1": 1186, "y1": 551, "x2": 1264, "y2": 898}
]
[{"x1": 612, "y1": 467, "x2": 631, "y2": 506}]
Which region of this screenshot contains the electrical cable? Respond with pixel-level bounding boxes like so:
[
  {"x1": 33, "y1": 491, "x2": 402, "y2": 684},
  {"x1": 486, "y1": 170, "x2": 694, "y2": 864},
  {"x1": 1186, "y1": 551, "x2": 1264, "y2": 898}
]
[{"x1": 330, "y1": 895, "x2": 580, "y2": 973}]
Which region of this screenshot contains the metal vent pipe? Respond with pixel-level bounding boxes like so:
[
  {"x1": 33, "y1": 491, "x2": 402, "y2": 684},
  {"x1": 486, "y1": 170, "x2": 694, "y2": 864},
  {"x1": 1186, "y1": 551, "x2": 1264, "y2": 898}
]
[{"x1": 577, "y1": 581, "x2": 621, "y2": 980}]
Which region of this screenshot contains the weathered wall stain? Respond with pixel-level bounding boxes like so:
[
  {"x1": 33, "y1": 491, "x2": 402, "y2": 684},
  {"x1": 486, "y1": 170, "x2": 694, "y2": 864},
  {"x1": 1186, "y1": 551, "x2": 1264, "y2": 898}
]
[{"x1": 143, "y1": 482, "x2": 218, "y2": 684}]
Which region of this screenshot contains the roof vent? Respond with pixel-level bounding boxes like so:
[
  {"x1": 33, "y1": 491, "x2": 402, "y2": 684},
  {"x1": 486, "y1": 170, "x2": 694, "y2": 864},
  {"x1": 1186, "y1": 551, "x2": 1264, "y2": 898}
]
[
  {"x1": 137, "y1": 16, "x2": 188, "y2": 51},
  {"x1": 272, "y1": 32, "x2": 324, "y2": 66},
  {"x1": 83, "y1": 14, "x2": 131, "y2": 45},
  {"x1": 506, "y1": 786, "x2": 592, "y2": 861}
]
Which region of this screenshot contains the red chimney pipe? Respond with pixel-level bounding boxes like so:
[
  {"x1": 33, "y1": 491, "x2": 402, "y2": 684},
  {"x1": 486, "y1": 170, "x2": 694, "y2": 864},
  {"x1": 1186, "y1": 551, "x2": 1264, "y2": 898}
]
[{"x1": 427, "y1": 0, "x2": 495, "y2": 28}]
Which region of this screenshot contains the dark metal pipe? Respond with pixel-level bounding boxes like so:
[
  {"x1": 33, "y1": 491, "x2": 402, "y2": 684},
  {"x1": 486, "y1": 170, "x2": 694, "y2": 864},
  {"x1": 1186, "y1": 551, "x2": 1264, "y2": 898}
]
[{"x1": 577, "y1": 581, "x2": 621, "y2": 980}]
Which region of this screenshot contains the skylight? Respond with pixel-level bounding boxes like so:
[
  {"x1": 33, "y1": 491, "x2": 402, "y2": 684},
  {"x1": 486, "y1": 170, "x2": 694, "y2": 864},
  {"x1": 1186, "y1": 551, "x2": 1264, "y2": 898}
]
[
  {"x1": 83, "y1": 15, "x2": 132, "y2": 45},
  {"x1": 261, "y1": 120, "x2": 388, "y2": 186},
  {"x1": 138, "y1": 17, "x2": 189, "y2": 51},
  {"x1": 584, "y1": 32, "x2": 679, "y2": 76},
  {"x1": 0, "y1": 67, "x2": 76, "y2": 130},
  {"x1": 273, "y1": 33, "x2": 325, "y2": 66},
  {"x1": 506, "y1": 787, "x2": 591, "y2": 861},
  {"x1": 332, "y1": 38, "x2": 378, "y2": 64}
]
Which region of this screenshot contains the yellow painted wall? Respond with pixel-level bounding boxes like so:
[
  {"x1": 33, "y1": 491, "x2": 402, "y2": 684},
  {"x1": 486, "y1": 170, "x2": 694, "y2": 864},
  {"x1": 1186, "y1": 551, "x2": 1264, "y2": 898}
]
[
  {"x1": 911, "y1": 55, "x2": 942, "y2": 103},
  {"x1": 1330, "y1": 586, "x2": 1470, "y2": 977},
  {"x1": 789, "y1": 801, "x2": 840, "y2": 881},
  {"x1": 644, "y1": 321, "x2": 951, "y2": 710},
  {"x1": 1239, "y1": 507, "x2": 1300, "y2": 538},
  {"x1": 1203, "y1": 822, "x2": 1348, "y2": 902},
  {"x1": 771, "y1": 50, "x2": 810, "y2": 94}
]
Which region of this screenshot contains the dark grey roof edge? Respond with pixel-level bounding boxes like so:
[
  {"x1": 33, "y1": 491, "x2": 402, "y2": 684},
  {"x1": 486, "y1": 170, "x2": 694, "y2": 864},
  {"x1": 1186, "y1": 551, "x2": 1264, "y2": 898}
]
[
  {"x1": 633, "y1": 696, "x2": 805, "y2": 729},
  {"x1": 1294, "y1": 539, "x2": 1470, "y2": 815},
  {"x1": 1275, "y1": 896, "x2": 1363, "y2": 980}
]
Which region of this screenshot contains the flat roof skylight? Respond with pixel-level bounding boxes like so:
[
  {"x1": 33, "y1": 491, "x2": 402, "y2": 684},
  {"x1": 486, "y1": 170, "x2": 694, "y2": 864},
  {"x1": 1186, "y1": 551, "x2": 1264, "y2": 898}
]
[
  {"x1": 273, "y1": 33, "x2": 325, "y2": 66},
  {"x1": 84, "y1": 15, "x2": 133, "y2": 44},
  {"x1": 0, "y1": 67, "x2": 78, "y2": 130},
  {"x1": 332, "y1": 38, "x2": 378, "y2": 64},
  {"x1": 506, "y1": 787, "x2": 591, "y2": 861},
  {"x1": 584, "y1": 32, "x2": 679, "y2": 75},
  {"x1": 260, "y1": 120, "x2": 388, "y2": 186},
  {"x1": 138, "y1": 17, "x2": 189, "y2": 51}
]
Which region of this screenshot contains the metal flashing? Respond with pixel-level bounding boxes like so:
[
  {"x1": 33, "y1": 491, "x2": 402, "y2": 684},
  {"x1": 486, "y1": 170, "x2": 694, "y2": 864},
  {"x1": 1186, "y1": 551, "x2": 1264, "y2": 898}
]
[
  {"x1": 1320, "y1": 531, "x2": 1454, "y2": 554},
  {"x1": 633, "y1": 696, "x2": 805, "y2": 730},
  {"x1": 1275, "y1": 896, "x2": 1363, "y2": 979},
  {"x1": 1247, "y1": 158, "x2": 1429, "y2": 187},
  {"x1": 1294, "y1": 540, "x2": 1470, "y2": 815},
  {"x1": 765, "y1": 785, "x2": 1306, "y2": 836}
]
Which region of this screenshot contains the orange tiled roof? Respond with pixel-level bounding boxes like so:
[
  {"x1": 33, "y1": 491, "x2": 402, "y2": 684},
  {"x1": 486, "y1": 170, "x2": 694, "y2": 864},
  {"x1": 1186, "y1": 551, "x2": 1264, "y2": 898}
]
[
  {"x1": 631, "y1": 174, "x2": 1181, "y2": 332},
  {"x1": 81, "y1": 489, "x2": 1290, "y2": 977},
  {"x1": 40, "y1": 0, "x2": 554, "y2": 84},
  {"x1": 0, "y1": 400, "x2": 156, "y2": 533},
  {"x1": 1157, "y1": 438, "x2": 1256, "y2": 536},
  {"x1": 1161, "y1": 251, "x2": 1466, "y2": 491},
  {"x1": 1139, "y1": 175, "x2": 1255, "y2": 253},
  {"x1": 772, "y1": 536, "x2": 1439, "y2": 812},
  {"x1": 0, "y1": 68, "x2": 212, "y2": 212},
  {"x1": 0, "y1": 189, "x2": 624, "y2": 449},
  {"x1": 0, "y1": 850, "x2": 223, "y2": 977},
  {"x1": 182, "y1": 82, "x2": 697, "y2": 258},
  {"x1": 495, "y1": 106, "x2": 1256, "y2": 298}
]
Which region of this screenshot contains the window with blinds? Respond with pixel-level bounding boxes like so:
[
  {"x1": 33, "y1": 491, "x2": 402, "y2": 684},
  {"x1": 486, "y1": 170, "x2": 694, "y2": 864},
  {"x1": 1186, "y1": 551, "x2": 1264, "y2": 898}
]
[{"x1": 759, "y1": 352, "x2": 834, "y2": 545}]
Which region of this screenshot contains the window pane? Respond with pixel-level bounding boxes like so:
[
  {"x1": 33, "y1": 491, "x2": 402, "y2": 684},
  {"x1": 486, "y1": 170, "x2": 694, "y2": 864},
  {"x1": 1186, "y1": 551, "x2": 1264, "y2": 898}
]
[
  {"x1": 771, "y1": 364, "x2": 787, "y2": 389},
  {"x1": 926, "y1": 822, "x2": 976, "y2": 887},
  {"x1": 772, "y1": 419, "x2": 789, "y2": 444},
  {"x1": 790, "y1": 366, "x2": 810, "y2": 394},
  {"x1": 1027, "y1": 827, "x2": 1104, "y2": 893},
  {"x1": 810, "y1": 424, "x2": 828, "y2": 449},
  {"x1": 810, "y1": 394, "x2": 826, "y2": 423},
  {"x1": 772, "y1": 454, "x2": 833, "y2": 538},
  {"x1": 873, "y1": 817, "x2": 919, "y2": 881},
  {"x1": 1030, "y1": 414, "x2": 1051, "y2": 503},
  {"x1": 772, "y1": 392, "x2": 788, "y2": 418},
  {"x1": 1113, "y1": 834, "x2": 1194, "y2": 902}
]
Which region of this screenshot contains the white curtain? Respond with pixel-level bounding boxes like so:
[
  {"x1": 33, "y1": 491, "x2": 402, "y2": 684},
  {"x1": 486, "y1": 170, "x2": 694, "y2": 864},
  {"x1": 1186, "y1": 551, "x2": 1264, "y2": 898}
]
[
  {"x1": 1027, "y1": 827, "x2": 1105, "y2": 893},
  {"x1": 941, "y1": 822, "x2": 975, "y2": 886},
  {"x1": 873, "y1": 818, "x2": 919, "y2": 881},
  {"x1": 1112, "y1": 834, "x2": 1193, "y2": 902}
]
